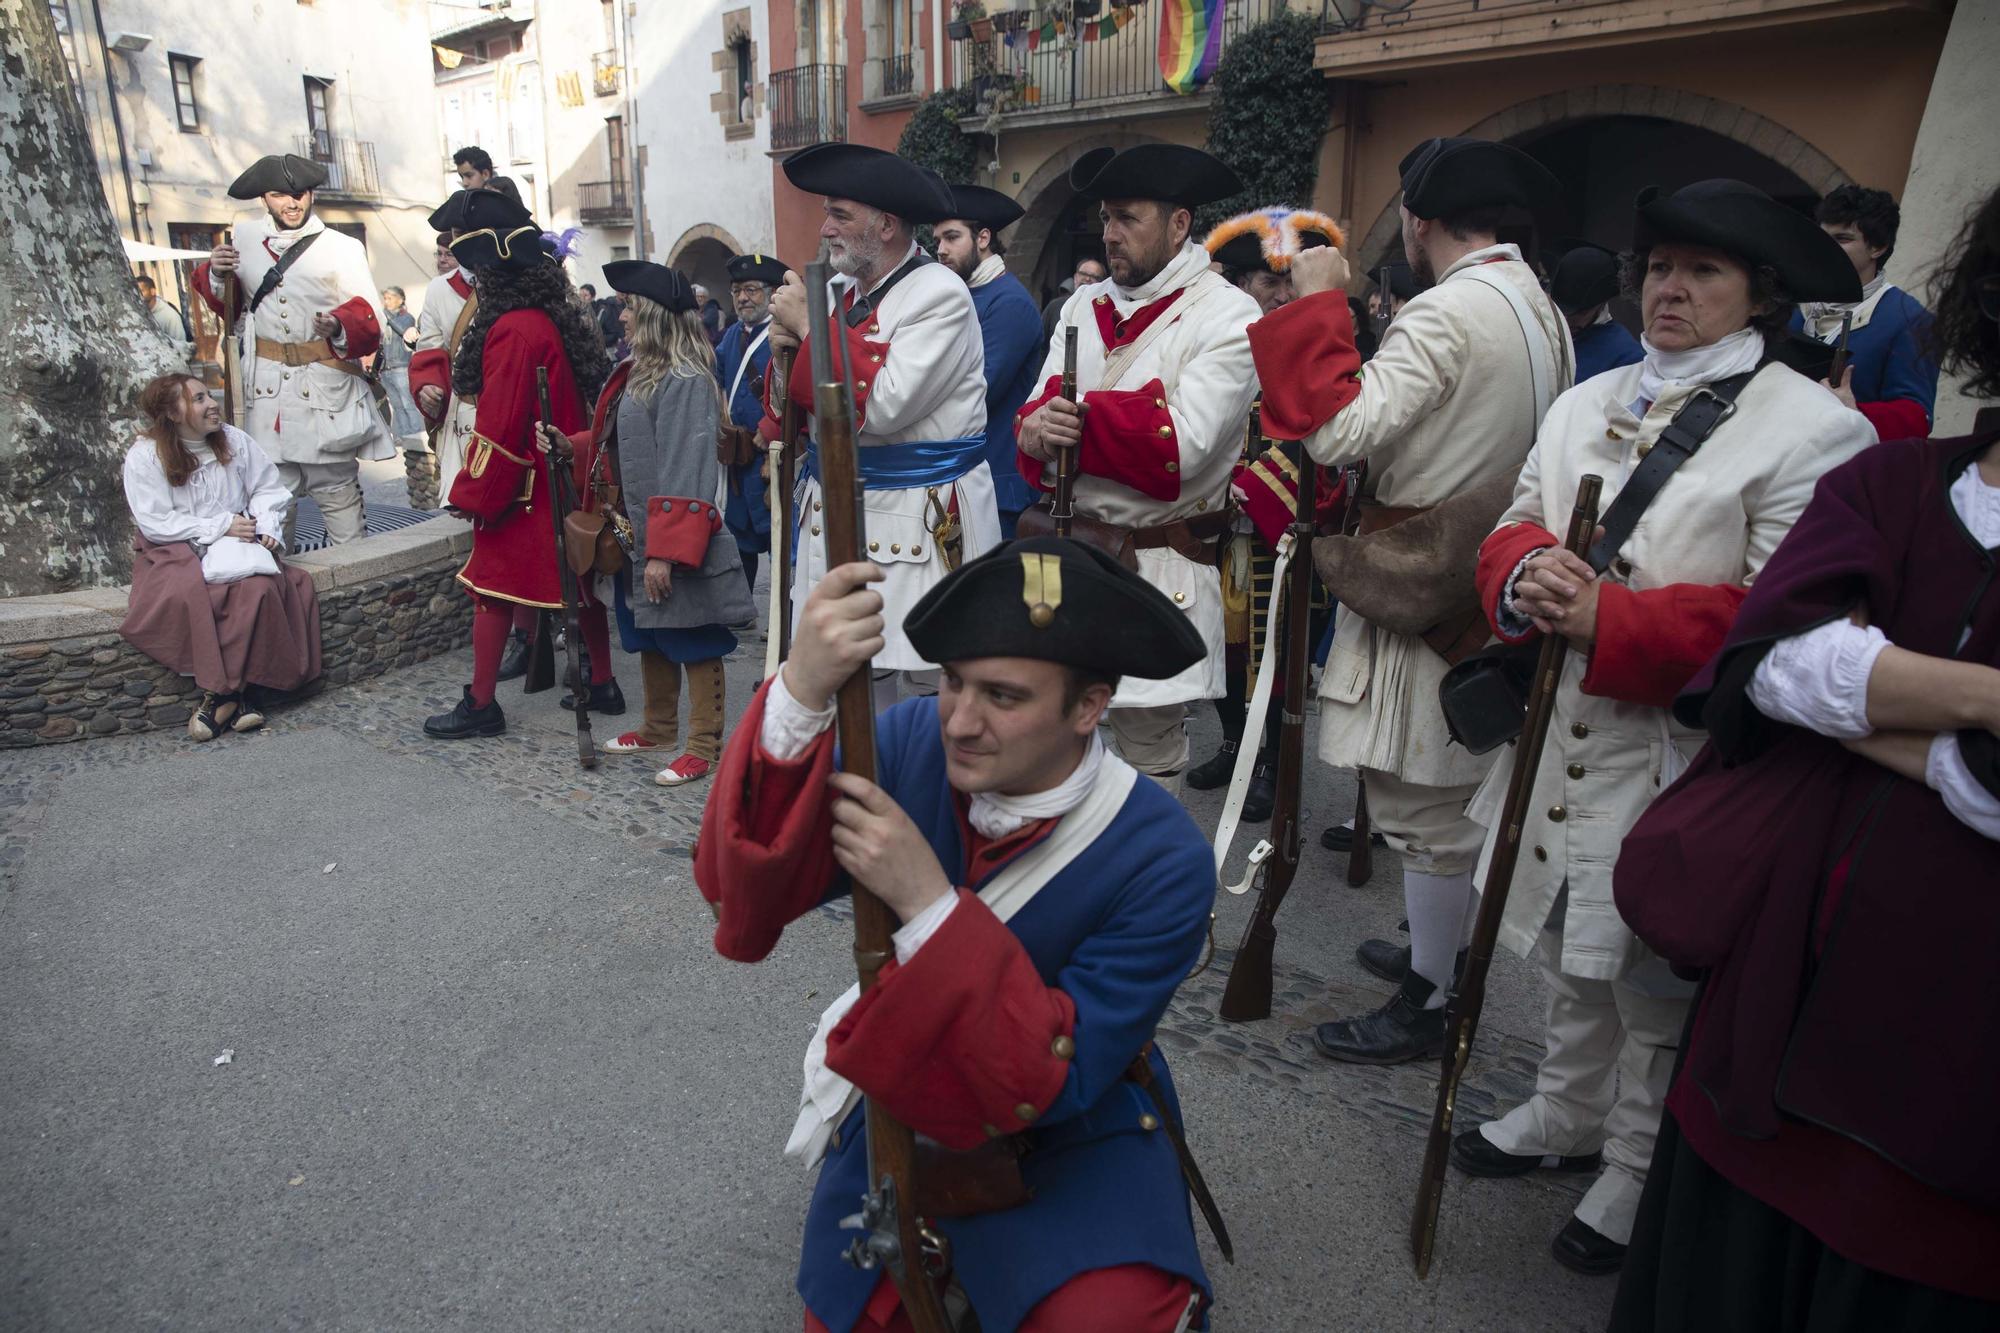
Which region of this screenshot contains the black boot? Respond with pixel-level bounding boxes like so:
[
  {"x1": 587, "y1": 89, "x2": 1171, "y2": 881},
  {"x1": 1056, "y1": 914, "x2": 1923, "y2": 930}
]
[
  {"x1": 1551, "y1": 1217, "x2": 1626, "y2": 1276},
  {"x1": 1312, "y1": 969, "x2": 1446, "y2": 1065},
  {"x1": 424, "y1": 686, "x2": 506, "y2": 739},
  {"x1": 1355, "y1": 941, "x2": 1469, "y2": 986},
  {"x1": 1320, "y1": 822, "x2": 1389, "y2": 853},
  {"x1": 495, "y1": 629, "x2": 533, "y2": 683},
  {"x1": 1185, "y1": 738, "x2": 1240, "y2": 791},
  {"x1": 1240, "y1": 759, "x2": 1276, "y2": 824},
  {"x1": 559, "y1": 676, "x2": 626, "y2": 715},
  {"x1": 1450, "y1": 1126, "x2": 1603, "y2": 1179}
]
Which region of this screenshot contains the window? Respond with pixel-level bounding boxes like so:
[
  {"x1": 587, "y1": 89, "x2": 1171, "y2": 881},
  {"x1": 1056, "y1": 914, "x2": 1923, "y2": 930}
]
[
  {"x1": 605, "y1": 115, "x2": 626, "y2": 182},
  {"x1": 170, "y1": 54, "x2": 199, "y2": 131},
  {"x1": 611, "y1": 245, "x2": 631, "y2": 262},
  {"x1": 303, "y1": 77, "x2": 333, "y2": 154},
  {"x1": 733, "y1": 39, "x2": 753, "y2": 121}
]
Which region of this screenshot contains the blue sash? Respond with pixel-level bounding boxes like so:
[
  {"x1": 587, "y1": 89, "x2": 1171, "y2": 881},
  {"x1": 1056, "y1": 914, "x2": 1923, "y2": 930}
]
[{"x1": 801, "y1": 436, "x2": 985, "y2": 492}]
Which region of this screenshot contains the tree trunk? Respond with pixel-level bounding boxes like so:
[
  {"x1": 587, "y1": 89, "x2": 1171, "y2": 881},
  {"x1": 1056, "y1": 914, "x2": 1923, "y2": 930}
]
[{"x1": 0, "y1": 0, "x2": 179, "y2": 596}]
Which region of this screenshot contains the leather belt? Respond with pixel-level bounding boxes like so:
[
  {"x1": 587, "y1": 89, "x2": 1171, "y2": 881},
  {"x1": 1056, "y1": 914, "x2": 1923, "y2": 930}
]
[
  {"x1": 1131, "y1": 508, "x2": 1233, "y2": 562},
  {"x1": 255, "y1": 336, "x2": 361, "y2": 375}
]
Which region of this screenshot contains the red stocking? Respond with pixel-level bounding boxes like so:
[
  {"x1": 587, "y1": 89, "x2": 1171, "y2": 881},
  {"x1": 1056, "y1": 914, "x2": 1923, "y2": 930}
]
[{"x1": 470, "y1": 597, "x2": 513, "y2": 706}]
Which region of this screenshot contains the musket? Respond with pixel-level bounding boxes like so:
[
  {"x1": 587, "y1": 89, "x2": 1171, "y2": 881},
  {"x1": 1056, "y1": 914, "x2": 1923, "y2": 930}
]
[
  {"x1": 1217, "y1": 449, "x2": 1318, "y2": 1023},
  {"x1": 807, "y1": 262, "x2": 952, "y2": 1333},
  {"x1": 537, "y1": 366, "x2": 597, "y2": 770},
  {"x1": 1052, "y1": 326, "x2": 1079, "y2": 537},
  {"x1": 763, "y1": 344, "x2": 799, "y2": 679},
  {"x1": 1343, "y1": 462, "x2": 1373, "y2": 889},
  {"x1": 1409, "y1": 474, "x2": 1603, "y2": 1278},
  {"x1": 218, "y1": 255, "x2": 244, "y2": 430},
  {"x1": 1828, "y1": 311, "x2": 1854, "y2": 387}
]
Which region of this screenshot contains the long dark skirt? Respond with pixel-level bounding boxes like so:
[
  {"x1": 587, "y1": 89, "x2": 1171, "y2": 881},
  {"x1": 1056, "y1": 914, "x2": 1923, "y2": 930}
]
[
  {"x1": 1610, "y1": 1110, "x2": 2000, "y2": 1333},
  {"x1": 119, "y1": 534, "x2": 322, "y2": 694}
]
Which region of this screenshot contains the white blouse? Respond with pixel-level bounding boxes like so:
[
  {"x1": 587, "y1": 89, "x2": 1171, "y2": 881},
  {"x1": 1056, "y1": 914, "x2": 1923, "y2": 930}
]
[
  {"x1": 122, "y1": 425, "x2": 291, "y2": 548},
  {"x1": 1748, "y1": 463, "x2": 2000, "y2": 839}
]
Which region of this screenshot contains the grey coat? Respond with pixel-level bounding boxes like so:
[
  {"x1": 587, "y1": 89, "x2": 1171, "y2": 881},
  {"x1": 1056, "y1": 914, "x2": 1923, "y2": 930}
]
[{"x1": 613, "y1": 373, "x2": 755, "y2": 630}]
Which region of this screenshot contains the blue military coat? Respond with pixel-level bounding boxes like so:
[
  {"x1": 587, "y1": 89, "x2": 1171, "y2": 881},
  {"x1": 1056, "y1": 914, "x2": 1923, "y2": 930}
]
[
  {"x1": 970, "y1": 273, "x2": 1047, "y2": 528},
  {"x1": 716, "y1": 317, "x2": 774, "y2": 554},
  {"x1": 1788, "y1": 284, "x2": 1939, "y2": 424},
  {"x1": 1573, "y1": 316, "x2": 1643, "y2": 384}
]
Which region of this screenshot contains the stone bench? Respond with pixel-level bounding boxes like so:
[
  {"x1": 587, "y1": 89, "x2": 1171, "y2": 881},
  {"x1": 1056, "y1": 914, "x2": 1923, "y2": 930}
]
[{"x1": 0, "y1": 516, "x2": 477, "y2": 748}]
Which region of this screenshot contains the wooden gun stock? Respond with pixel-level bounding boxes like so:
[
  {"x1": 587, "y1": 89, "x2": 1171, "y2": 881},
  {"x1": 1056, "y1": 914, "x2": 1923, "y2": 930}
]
[
  {"x1": 1828, "y1": 312, "x2": 1853, "y2": 386},
  {"x1": 1346, "y1": 781, "x2": 1373, "y2": 887},
  {"x1": 1052, "y1": 326, "x2": 1079, "y2": 538},
  {"x1": 538, "y1": 367, "x2": 596, "y2": 769}
]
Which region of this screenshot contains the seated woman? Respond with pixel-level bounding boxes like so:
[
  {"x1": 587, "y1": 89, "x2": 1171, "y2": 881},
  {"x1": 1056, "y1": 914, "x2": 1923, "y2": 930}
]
[
  {"x1": 120, "y1": 373, "x2": 322, "y2": 741},
  {"x1": 560, "y1": 260, "x2": 753, "y2": 788},
  {"x1": 1609, "y1": 187, "x2": 2000, "y2": 1330}
]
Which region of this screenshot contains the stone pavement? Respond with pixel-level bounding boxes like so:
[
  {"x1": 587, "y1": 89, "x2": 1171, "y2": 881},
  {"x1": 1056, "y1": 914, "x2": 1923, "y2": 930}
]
[{"x1": 0, "y1": 566, "x2": 1617, "y2": 1332}]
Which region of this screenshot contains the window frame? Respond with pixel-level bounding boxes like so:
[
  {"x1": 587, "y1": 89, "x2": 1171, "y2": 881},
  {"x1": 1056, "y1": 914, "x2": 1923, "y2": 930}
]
[{"x1": 169, "y1": 53, "x2": 200, "y2": 132}]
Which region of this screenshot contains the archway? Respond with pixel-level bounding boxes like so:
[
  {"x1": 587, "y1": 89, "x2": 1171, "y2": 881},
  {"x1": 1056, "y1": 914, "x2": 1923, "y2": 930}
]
[
  {"x1": 1010, "y1": 130, "x2": 1167, "y2": 304},
  {"x1": 666, "y1": 223, "x2": 746, "y2": 317}
]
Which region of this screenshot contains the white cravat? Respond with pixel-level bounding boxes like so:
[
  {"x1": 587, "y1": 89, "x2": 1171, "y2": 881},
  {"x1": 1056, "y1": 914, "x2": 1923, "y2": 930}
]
[
  {"x1": 969, "y1": 253, "x2": 1007, "y2": 289},
  {"x1": 1635, "y1": 326, "x2": 1764, "y2": 412},
  {"x1": 1800, "y1": 272, "x2": 1888, "y2": 340}
]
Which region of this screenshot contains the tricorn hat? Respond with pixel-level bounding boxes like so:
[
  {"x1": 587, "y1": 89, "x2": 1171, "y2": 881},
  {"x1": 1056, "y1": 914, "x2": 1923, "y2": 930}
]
[
  {"x1": 604, "y1": 260, "x2": 696, "y2": 313},
  {"x1": 1549, "y1": 241, "x2": 1622, "y2": 314},
  {"x1": 726, "y1": 252, "x2": 791, "y2": 287},
  {"x1": 1205, "y1": 206, "x2": 1343, "y2": 274},
  {"x1": 427, "y1": 189, "x2": 477, "y2": 236},
  {"x1": 1068, "y1": 145, "x2": 1241, "y2": 209},
  {"x1": 1398, "y1": 137, "x2": 1561, "y2": 222},
  {"x1": 905, "y1": 537, "x2": 1205, "y2": 680},
  {"x1": 1633, "y1": 179, "x2": 1861, "y2": 303},
  {"x1": 228, "y1": 153, "x2": 329, "y2": 200},
  {"x1": 781, "y1": 143, "x2": 956, "y2": 225},
  {"x1": 942, "y1": 183, "x2": 1026, "y2": 235},
  {"x1": 447, "y1": 190, "x2": 546, "y2": 272}
]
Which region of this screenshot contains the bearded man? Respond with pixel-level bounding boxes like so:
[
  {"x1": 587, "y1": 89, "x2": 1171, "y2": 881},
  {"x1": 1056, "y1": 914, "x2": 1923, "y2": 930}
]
[
  {"x1": 1015, "y1": 145, "x2": 1260, "y2": 793},
  {"x1": 196, "y1": 153, "x2": 393, "y2": 546}
]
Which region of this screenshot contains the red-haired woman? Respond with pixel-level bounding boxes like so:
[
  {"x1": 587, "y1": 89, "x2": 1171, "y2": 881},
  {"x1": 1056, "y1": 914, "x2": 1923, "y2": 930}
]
[{"x1": 120, "y1": 373, "x2": 322, "y2": 741}]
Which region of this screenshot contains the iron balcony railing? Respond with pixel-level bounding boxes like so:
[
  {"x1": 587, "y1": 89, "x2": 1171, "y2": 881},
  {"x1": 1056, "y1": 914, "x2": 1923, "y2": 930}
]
[
  {"x1": 770, "y1": 63, "x2": 847, "y2": 151},
  {"x1": 578, "y1": 179, "x2": 632, "y2": 225},
  {"x1": 873, "y1": 50, "x2": 916, "y2": 100},
  {"x1": 296, "y1": 133, "x2": 382, "y2": 202}
]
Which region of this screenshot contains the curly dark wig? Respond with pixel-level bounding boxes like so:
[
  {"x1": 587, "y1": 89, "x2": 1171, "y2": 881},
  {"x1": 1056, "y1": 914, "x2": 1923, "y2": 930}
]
[
  {"x1": 453, "y1": 261, "x2": 613, "y2": 405},
  {"x1": 1922, "y1": 187, "x2": 2000, "y2": 402}
]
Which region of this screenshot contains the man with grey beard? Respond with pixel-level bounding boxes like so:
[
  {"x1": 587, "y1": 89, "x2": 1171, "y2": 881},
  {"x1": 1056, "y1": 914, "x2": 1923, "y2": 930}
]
[{"x1": 759, "y1": 143, "x2": 998, "y2": 713}]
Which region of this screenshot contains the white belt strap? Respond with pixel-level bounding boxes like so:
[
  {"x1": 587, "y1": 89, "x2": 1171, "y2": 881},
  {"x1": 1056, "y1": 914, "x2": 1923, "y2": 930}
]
[{"x1": 1459, "y1": 266, "x2": 1571, "y2": 432}]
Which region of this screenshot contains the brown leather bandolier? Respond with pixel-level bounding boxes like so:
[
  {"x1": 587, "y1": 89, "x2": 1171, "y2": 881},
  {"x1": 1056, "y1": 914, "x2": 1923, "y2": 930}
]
[{"x1": 1355, "y1": 502, "x2": 1492, "y2": 666}]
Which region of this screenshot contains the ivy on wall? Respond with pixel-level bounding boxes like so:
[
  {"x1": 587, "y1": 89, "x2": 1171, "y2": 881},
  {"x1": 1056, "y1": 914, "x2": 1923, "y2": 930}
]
[
  {"x1": 1195, "y1": 10, "x2": 1337, "y2": 233},
  {"x1": 898, "y1": 86, "x2": 982, "y2": 186}
]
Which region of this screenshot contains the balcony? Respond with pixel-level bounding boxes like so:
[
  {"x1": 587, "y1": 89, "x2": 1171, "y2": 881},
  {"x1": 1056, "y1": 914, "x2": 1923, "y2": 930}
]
[
  {"x1": 770, "y1": 63, "x2": 847, "y2": 152},
  {"x1": 577, "y1": 179, "x2": 632, "y2": 225},
  {"x1": 592, "y1": 48, "x2": 621, "y2": 97},
  {"x1": 295, "y1": 133, "x2": 382, "y2": 202},
  {"x1": 867, "y1": 51, "x2": 917, "y2": 104}
]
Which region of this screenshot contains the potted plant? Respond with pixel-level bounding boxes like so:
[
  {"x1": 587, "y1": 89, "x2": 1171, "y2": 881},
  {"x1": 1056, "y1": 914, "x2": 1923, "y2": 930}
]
[{"x1": 949, "y1": 0, "x2": 982, "y2": 40}]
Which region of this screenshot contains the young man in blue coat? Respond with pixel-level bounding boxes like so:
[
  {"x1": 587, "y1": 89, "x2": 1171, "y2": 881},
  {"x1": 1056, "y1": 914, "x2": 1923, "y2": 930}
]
[
  {"x1": 1550, "y1": 242, "x2": 1643, "y2": 383},
  {"x1": 695, "y1": 537, "x2": 1221, "y2": 1333},
  {"x1": 1791, "y1": 184, "x2": 1940, "y2": 441},
  {"x1": 935, "y1": 186, "x2": 1045, "y2": 538},
  {"x1": 716, "y1": 252, "x2": 791, "y2": 590}
]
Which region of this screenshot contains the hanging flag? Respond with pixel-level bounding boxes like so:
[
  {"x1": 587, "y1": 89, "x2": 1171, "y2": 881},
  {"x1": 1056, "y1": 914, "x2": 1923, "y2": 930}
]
[
  {"x1": 433, "y1": 44, "x2": 464, "y2": 70},
  {"x1": 1157, "y1": 0, "x2": 1223, "y2": 95}
]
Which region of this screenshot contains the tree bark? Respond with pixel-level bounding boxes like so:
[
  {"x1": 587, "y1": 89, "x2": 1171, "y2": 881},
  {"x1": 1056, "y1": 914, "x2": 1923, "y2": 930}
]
[{"x1": 0, "y1": 0, "x2": 179, "y2": 596}]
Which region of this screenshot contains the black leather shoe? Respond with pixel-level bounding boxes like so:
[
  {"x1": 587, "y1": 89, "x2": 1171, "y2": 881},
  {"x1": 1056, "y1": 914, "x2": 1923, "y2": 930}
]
[
  {"x1": 1356, "y1": 942, "x2": 1469, "y2": 987},
  {"x1": 1451, "y1": 1126, "x2": 1603, "y2": 1178},
  {"x1": 495, "y1": 629, "x2": 532, "y2": 682},
  {"x1": 559, "y1": 677, "x2": 627, "y2": 715},
  {"x1": 1240, "y1": 762, "x2": 1276, "y2": 823},
  {"x1": 424, "y1": 686, "x2": 506, "y2": 739},
  {"x1": 1312, "y1": 971, "x2": 1445, "y2": 1065},
  {"x1": 1551, "y1": 1216, "x2": 1626, "y2": 1276},
  {"x1": 1185, "y1": 739, "x2": 1240, "y2": 791},
  {"x1": 1320, "y1": 822, "x2": 1390, "y2": 853}
]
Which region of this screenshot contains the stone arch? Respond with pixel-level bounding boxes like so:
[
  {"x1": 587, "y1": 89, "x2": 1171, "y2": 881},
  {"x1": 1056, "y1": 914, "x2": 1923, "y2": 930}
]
[
  {"x1": 667, "y1": 223, "x2": 748, "y2": 312},
  {"x1": 667, "y1": 221, "x2": 748, "y2": 266},
  {"x1": 1351, "y1": 86, "x2": 1856, "y2": 274},
  {"x1": 1009, "y1": 129, "x2": 1169, "y2": 297}
]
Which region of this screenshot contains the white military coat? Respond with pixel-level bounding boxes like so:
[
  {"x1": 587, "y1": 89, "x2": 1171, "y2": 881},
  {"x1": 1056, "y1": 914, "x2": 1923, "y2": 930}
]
[{"x1": 415, "y1": 268, "x2": 479, "y2": 498}]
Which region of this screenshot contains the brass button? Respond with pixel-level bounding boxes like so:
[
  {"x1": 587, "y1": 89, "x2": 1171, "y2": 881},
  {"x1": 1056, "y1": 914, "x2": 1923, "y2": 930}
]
[
  {"x1": 1173, "y1": 591, "x2": 1186, "y2": 604},
  {"x1": 1051, "y1": 1035, "x2": 1075, "y2": 1059},
  {"x1": 1567, "y1": 763, "x2": 1585, "y2": 780},
  {"x1": 1154, "y1": 398, "x2": 1165, "y2": 408},
  {"x1": 813, "y1": 500, "x2": 822, "y2": 512},
  {"x1": 856, "y1": 382, "x2": 867, "y2": 393},
  {"x1": 1534, "y1": 846, "x2": 1548, "y2": 862},
  {"x1": 890, "y1": 543, "x2": 902, "y2": 554},
  {"x1": 1139, "y1": 1113, "x2": 1160, "y2": 1131},
  {"x1": 811, "y1": 525, "x2": 821, "y2": 536},
  {"x1": 868, "y1": 541, "x2": 879, "y2": 552},
  {"x1": 1636, "y1": 442, "x2": 1653, "y2": 459},
  {"x1": 910, "y1": 545, "x2": 921, "y2": 556},
  {"x1": 1571, "y1": 722, "x2": 1588, "y2": 739},
  {"x1": 1095, "y1": 295, "x2": 1108, "y2": 305},
  {"x1": 1014, "y1": 1102, "x2": 1037, "y2": 1123},
  {"x1": 1195, "y1": 499, "x2": 1207, "y2": 511},
  {"x1": 982, "y1": 1122, "x2": 1002, "y2": 1139},
  {"x1": 1164, "y1": 461, "x2": 1178, "y2": 473},
  {"x1": 868, "y1": 324, "x2": 880, "y2": 334},
  {"x1": 1548, "y1": 804, "x2": 1567, "y2": 822},
  {"x1": 1604, "y1": 428, "x2": 1617, "y2": 441},
  {"x1": 1157, "y1": 425, "x2": 1172, "y2": 437},
  {"x1": 869, "y1": 354, "x2": 881, "y2": 364}
]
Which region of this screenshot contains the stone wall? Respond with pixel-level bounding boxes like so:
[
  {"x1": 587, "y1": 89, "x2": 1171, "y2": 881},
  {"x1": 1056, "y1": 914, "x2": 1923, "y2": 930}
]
[{"x1": 0, "y1": 516, "x2": 476, "y2": 748}]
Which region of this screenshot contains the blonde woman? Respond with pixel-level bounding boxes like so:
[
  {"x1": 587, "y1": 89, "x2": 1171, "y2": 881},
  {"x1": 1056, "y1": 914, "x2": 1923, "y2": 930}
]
[{"x1": 558, "y1": 261, "x2": 754, "y2": 786}]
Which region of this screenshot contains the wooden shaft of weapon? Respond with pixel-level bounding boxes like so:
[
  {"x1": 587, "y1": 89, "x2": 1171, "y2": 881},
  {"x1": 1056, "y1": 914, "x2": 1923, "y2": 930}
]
[
  {"x1": 1053, "y1": 327, "x2": 1078, "y2": 537},
  {"x1": 1409, "y1": 473, "x2": 1602, "y2": 1277},
  {"x1": 1346, "y1": 782, "x2": 1373, "y2": 887},
  {"x1": 538, "y1": 367, "x2": 597, "y2": 770},
  {"x1": 775, "y1": 346, "x2": 798, "y2": 662},
  {"x1": 1829, "y1": 312, "x2": 1853, "y2": 384}
]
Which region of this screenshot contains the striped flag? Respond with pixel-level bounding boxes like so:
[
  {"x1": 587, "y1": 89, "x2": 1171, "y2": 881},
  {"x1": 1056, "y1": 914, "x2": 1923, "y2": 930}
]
[{"x1": 1157, "y1": 0, "x2": 1224, "y2": 95}]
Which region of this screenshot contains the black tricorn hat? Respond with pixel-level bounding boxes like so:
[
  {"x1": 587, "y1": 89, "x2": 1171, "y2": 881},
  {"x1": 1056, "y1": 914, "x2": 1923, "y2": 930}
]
[
  {"x1": 942, "y1": 183, "x2": 1026, "y2": 234},
  {"x1": 726, "y1": 252, "x2": 791, "y2": 287},
  {"x1": 447, "y1": 190, "x2": 545, "y2": 272},
  {"x1": 427, "y1": 189, "x2": 476, "y2": 235},
  {"x1": 1068, "y1": 145, "x2": 1241, "y2": 209},
  {"x1": 1633, "y1": 179, "x2": 1861, "y2": 303},
  {"x1": 604, "y1": 260, "x2": 696, "y2": 313},
  {"x1": 1550, "y1": 242, "x2": 1622, "y2": 313},
  {"x1": 228, "y1": 153, "x2": 329, "y2": 200},
  {"x1": 905, "y1": 537, "x2": 1204, "y2": 680},
  {"x1": 782, "y1": 143, "x2": 956, "y2": 224},
  {"x1": 1398, "y1": 137, "x2": 1561, "y2": 221}
]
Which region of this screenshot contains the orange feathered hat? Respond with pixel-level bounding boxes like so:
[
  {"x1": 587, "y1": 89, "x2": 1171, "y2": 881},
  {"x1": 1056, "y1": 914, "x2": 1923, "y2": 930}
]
[{"x1": 1204, "y1": 206, "x2": 1344, "y2": 274}]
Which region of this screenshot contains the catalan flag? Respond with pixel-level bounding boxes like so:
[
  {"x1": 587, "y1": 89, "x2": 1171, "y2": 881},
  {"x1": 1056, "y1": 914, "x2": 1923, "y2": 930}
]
[{"x1": 1157, "y1": 0, "x2": 1224, "y2": 95}]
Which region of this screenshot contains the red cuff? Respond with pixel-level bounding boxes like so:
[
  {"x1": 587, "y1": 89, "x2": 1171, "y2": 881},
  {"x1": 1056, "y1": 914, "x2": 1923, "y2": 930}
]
[
  {"x1": 1078, "y1": 378, "x2": 1180, "y2": 502},
  {"x1": 1478, "y1": 522, "x2": 1559, "y2": 644},
  {"x1": 1583, "y1": 581, "x2": 1750, "y2": 707},
  {"x1": 409, "y1": 348, "x2": 451, "y2": 424},
  {"x1": 1857, "y1": 398, "x2": 1930, "y2": 443},
  {"x1": 645, "y1": 496, "x2": 722, "y2": 567},
  {"x1": 826, "y1": 891, "x2": 1077, "y2": 1151},
  {"x1": 1235, "y1": 451, "x2": 1300, "y2": 547},
  {"x1": 328, "y1": 296, "x2": 382, "y2": 360},
  {"x1": 692, "y1": 679, "x2": 839, "y2": 962},
  {"x1": 1014, "y1": 374, "x2": 1065, "y2": 493},
  {"x1": 768, "y1": 319, "x2": 887, "y2": 435},
  {"x1": 1246, "y1": 291, "x2": 1362, "y2": 441},
  {"x1": 191, "y1": 262, "x2": 232, "y2": 317}
]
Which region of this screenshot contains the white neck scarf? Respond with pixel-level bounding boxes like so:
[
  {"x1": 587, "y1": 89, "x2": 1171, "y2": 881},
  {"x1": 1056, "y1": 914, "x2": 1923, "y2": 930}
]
[
  {"x1": 1800, "y1": 271, "x2": 1887, "y2": 339},
  {"x1": 1636, "y1": 326, "x2": 1764, "y2": 411},
  {"x1": 1111, "y1": 239, "x2": 1212, "y2": 309},
  {"x1": 969, "y1": 253, "x2": 1007, "y2": 289},
  {"x1": 966, "y1": 731, "x2": 1104, "y2": 839}
]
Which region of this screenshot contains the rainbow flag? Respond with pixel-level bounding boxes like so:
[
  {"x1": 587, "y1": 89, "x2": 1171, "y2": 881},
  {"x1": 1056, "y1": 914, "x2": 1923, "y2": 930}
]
[{"x1": 1158, "y1": 0, "x2": 1224, "y2": 95}]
